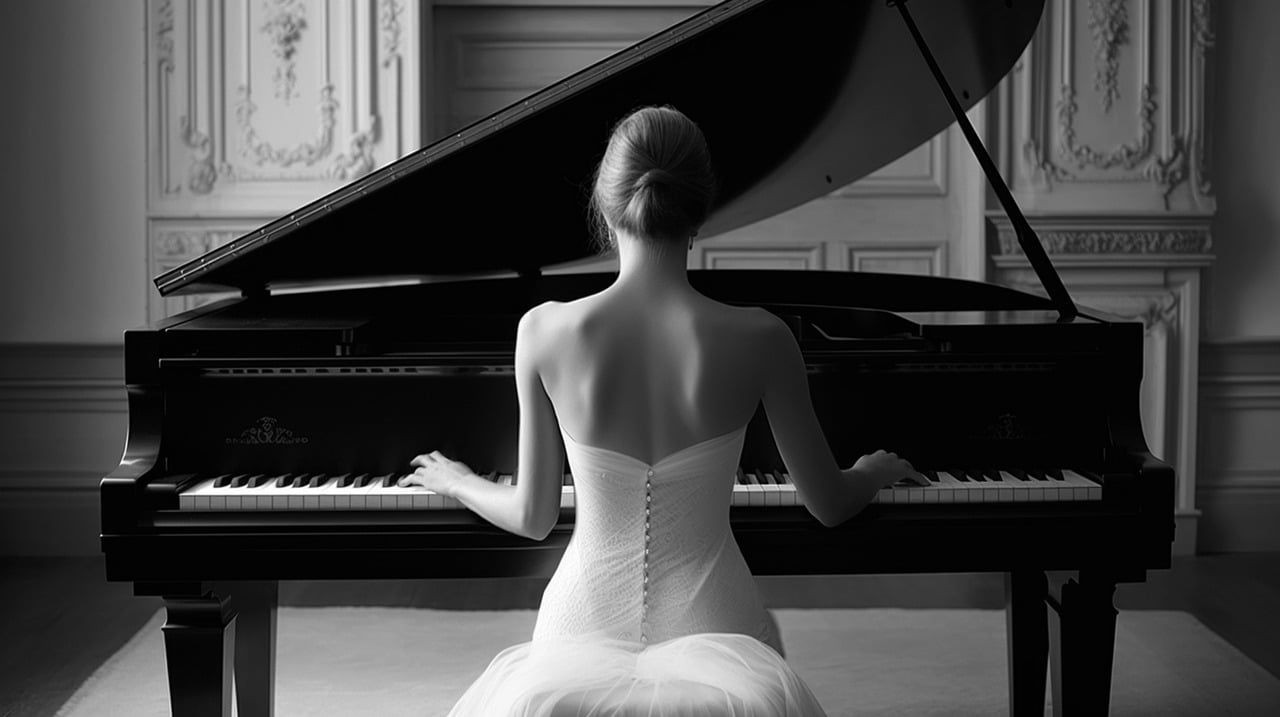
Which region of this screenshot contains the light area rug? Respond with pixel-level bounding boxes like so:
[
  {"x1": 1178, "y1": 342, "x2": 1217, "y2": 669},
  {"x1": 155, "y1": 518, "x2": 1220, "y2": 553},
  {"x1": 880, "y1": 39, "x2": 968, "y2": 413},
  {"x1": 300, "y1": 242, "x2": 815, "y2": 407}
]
[{"x1": 56, "y1": 608, "x2": 1280, "y2": 716}]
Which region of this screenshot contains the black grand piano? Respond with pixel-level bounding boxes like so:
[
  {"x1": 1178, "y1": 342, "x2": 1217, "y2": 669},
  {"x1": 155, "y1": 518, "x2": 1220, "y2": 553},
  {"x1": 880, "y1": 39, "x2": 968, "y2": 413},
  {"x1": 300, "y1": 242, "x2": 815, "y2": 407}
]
[{"x1": 101, "y1": 1, "x2": 1174, "y2": 715}]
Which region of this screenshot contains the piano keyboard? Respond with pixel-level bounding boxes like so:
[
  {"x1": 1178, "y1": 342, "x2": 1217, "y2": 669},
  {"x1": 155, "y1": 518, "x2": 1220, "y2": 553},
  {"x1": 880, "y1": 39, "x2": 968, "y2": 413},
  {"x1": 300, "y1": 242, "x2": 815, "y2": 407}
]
[{"x1": 177, "y1": 468, "x2": 1102, "y2": 511}]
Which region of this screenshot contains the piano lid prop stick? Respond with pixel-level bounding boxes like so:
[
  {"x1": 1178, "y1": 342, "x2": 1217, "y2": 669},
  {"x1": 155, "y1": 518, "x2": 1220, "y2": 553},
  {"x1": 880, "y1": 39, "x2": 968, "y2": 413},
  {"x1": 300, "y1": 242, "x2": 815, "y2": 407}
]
[{"x1": 889, "y1": 0, "x2": 1077, "y2": 323}]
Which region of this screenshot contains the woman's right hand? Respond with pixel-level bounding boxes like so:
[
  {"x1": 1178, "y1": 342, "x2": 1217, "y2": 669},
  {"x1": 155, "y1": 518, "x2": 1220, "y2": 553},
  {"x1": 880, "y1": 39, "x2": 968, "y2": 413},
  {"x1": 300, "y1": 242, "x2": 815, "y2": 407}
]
[{"x1": 852, "y1": 449, "x2": 929, "y2": 488}]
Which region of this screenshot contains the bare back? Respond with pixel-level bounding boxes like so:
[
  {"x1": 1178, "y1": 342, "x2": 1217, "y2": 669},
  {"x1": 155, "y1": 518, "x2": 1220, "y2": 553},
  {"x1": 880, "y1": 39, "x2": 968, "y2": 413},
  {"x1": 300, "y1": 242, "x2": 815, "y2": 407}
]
[{"x1": 534, "y1": 288, "x2": 771, "y2": 465}]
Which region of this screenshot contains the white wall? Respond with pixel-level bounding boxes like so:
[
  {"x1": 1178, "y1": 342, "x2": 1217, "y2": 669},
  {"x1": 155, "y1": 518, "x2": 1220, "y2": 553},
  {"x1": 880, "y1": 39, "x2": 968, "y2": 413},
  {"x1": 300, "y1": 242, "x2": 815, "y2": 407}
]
[
  {"x1": 1205, "y1": 0, "x2": 1280, "y2": 340},
  {"x1": 0, "y1": 1, "x2": 143, "y2": 554},
  {"x1": 0, "y1": 0, "x2": 147, "y2": 344}
]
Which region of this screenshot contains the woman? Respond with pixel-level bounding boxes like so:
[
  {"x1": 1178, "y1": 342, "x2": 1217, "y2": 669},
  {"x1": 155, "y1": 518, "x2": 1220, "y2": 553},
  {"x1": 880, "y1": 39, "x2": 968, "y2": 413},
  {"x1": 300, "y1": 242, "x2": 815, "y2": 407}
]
[{"x1": 402, "y1": 105, "x2": 925, "y2": 716}]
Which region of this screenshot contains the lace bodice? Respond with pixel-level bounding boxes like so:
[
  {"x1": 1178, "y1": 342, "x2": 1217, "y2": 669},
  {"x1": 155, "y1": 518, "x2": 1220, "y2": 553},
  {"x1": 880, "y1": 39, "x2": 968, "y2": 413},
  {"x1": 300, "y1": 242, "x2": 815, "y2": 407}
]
[{"x1": 531, "y1": 424, "x2": 780, "y2": 653}]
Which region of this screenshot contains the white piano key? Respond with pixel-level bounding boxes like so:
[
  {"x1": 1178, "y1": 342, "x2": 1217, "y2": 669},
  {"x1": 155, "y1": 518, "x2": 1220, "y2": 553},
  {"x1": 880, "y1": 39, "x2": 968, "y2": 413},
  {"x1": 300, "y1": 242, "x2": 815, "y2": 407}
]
[
  {"x1": 1062, "y1": 469, "x2": 1102, "y2": 501},
  {"x1": 745, "y1": 472, "x2": 764, "y2": 507},
  {"x1": 937, "y1": 472, "x2": 963, "y2": 503}
]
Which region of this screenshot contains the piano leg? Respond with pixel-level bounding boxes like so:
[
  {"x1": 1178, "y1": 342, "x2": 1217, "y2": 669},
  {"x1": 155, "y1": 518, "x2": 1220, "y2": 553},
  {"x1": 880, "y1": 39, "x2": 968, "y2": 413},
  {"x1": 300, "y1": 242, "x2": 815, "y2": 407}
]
[
  {"x1": 1005, "y1": 570, "x2": 1048, "y2": 717},
  {"x1": 222, "y1": 581, "x2": 278, "y2": 717},
  {"x1": 161, "y1": 590, "x2": 236, "y2": 717},
  {"x1": 1046, "y1": 571, "x2": 1118, "y2": 717}
]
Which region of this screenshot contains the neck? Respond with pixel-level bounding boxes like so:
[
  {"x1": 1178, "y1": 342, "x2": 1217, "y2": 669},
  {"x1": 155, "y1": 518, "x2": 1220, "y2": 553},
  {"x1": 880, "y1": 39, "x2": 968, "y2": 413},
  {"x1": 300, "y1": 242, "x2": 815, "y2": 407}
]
[{"x1": 611, "y1": 230, "x2": 694, "y2": 295}]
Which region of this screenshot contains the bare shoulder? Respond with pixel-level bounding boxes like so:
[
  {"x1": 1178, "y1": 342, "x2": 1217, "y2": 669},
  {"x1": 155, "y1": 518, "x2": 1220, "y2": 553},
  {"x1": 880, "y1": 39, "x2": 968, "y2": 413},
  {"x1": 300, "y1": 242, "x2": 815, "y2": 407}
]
[
  {"x1": 720, "y1": 303, "x2": 790, "y2": 345},
  {"x1": 516, "y1": 300, "x2": 565, "y2": 353}
]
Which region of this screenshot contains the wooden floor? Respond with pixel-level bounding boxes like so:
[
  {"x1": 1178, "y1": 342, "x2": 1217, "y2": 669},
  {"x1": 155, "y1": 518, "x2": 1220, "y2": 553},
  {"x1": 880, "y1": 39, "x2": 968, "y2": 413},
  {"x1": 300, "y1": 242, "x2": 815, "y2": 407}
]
[{"x1": 2, "y1": 553, "x2": 1279, "y2": 716}]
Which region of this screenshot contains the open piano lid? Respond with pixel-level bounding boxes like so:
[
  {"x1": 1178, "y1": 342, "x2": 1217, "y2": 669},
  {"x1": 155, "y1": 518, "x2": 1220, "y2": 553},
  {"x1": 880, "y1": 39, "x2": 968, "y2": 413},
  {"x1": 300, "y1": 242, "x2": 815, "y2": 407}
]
[{"x1": 155, "y1": 0, "x2": 1046, "y2": 298}]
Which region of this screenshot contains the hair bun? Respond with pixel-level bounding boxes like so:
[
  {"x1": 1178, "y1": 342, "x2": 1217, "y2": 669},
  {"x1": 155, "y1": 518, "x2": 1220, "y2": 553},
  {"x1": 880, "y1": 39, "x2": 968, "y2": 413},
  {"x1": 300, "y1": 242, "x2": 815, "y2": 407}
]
[
  {"x1": 590, "y1": 105, "x2": 715, "y2": 246},
  {"x1": 635, "y1": 168, "x2": 675, "y2": 191}
]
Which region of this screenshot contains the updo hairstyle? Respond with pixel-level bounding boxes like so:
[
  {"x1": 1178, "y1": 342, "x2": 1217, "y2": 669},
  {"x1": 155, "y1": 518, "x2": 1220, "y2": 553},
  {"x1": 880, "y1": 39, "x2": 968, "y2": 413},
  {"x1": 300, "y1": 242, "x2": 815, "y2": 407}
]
[{"x1": 589, "y1": 105, "x2": 716, "y2": 251}]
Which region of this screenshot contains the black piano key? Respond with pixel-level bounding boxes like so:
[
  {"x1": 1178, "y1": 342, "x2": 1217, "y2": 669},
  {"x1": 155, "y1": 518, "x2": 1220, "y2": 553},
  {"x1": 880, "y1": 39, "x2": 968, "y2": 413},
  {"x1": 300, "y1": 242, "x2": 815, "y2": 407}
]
[
  {"x1": 735, "y1": 469, "x2": 747, "y2": 485},
  {"x1": 483, "y1": 471, "x2": 498, "y2": 483},
  {"x1": 983, "y1": 469, "x2": 1002, "y2": 482},
  {"x1": 212, "y1": 474, "x2": 234, "y2": 488},
  {"x1": 1008, "y1": 468, "x2": 1028, "y2": 481},
  {"x1": 228, "y1": 473, "x2": 250, "y2": 488},
  {"x1": 757, "y1": 469, "x2": 777, "y2": 485},
  {"x1": 291, "y1": 474, "x2": 310, "y2": 488},
  {"x1": 1027, "y1": 469, "x2": 1046, "y2": 481},
  {"x1": 337, "y1": 473, "x2": 358, "y2": 488},
  {"x1": 380, "y1": 473, "x2": 397, "y2": 488},
  {"x1": 564, "y1": 472, "x2": 573, "y2": 486},
  {"x1": 951, "y1": 469, "x2": 971, "y2": 482},
  {"x1": 923, "y1": 470, "x2": 939, "y2": 483},
  {"x1": 308, "y1": 474, "x2": 330, "y2": 488},
  {"x1": 354, "y1": 473, "x2": 374, "y2": 488},
  {"x1": 1046, "y1": 468, "x2": 1065, "y2": 481},
  {"x1": 247, "y1": 474, "x2": 271, "y2": 488},
  {"x1": 274, "y1": 473, "x2": 294, "y2": 488}
]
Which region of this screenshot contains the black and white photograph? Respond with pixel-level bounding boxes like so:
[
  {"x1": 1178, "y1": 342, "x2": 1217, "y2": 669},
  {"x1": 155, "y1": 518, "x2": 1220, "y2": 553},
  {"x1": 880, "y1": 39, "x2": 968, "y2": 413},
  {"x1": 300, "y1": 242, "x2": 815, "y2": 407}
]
[{"x1": 1, "y1": 0, "x2": 1278, "y2": 715}]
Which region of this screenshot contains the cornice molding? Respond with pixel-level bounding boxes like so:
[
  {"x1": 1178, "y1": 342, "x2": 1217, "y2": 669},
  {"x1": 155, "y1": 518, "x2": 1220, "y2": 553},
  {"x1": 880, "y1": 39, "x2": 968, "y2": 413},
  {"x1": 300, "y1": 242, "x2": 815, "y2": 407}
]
[{"x1": 989, "y1": 215, "x2": 1213, "y2": 256}]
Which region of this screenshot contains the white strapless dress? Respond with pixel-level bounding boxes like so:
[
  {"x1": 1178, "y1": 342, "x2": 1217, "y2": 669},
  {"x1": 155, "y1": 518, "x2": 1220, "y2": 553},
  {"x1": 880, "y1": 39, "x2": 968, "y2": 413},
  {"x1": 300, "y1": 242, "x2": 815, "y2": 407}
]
[{"x1": 446, "y1": 425, "x2": 827, "y2": 716}]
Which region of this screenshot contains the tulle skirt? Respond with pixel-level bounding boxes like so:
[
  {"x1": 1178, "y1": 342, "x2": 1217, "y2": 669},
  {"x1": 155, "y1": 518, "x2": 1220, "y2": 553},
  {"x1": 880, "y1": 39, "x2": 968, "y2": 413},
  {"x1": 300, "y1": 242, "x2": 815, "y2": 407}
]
[{"x1": 446, "y1": 632, "x2": 827, "y2": 716}]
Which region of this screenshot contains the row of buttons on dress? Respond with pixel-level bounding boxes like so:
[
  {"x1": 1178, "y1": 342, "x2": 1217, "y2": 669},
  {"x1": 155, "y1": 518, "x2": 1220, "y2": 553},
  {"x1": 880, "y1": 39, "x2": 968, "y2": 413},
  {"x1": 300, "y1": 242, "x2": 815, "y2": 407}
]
[{"x1": 640, "y1": 467, "x2": 653, "y2": 644}]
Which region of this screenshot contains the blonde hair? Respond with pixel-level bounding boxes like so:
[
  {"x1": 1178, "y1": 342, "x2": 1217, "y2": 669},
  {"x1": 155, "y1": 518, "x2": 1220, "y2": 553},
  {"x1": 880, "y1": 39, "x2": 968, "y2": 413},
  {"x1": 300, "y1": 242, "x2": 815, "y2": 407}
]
[{"x1": 589, "y1": 105, "x2": 715, "y2": 251}]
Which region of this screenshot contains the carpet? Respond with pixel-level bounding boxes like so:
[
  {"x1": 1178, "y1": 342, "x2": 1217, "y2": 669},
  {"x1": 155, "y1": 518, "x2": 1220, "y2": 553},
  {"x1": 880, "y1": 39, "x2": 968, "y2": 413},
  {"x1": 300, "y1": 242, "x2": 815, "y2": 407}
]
[{"x1": 56, "y1": 608, "x2": 1280, "y2": 716}]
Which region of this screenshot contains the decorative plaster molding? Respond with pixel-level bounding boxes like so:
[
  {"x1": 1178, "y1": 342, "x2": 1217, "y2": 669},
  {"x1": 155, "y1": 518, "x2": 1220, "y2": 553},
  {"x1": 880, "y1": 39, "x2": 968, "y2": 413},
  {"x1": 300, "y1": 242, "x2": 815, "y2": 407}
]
[
  {"x1": 1057, "y1": 83, "x2": 1156, "y2": 171},
  {"x1": 331, "y1": 118, "x2": 379, "y2": 180},
  {"x1": 1191, "y1": 0, "x2": 1215, "y2": 200},
  {"x1": 154, "y1": 0, "x2": 180, "y2": 196},
  {"x1": 380, "y1": 0, "x2": 404, "y2": 67},
  {"x1": 1146, "y1": 134, "x2": 1190, "y2": 208},
  {"x1": 179, "y1": 116, "x2": 217, "y2": 194},
  {"x1": 1191, "y1": 0, "x2": 1214, "y2": 52},
  {"x1": 1088, "y1": 0, "x2": 1129, "y2": 112},
  {"x1": 994, "y1": 226, "x2": 1212, "y2": 255},
  {"x1": 1022, "y1": 137, "x2": 1072, "y2": 187},
  {"x1": 235, "y1": 84, "x2": 338, "y2": 167},
  {"x1": 154, "y1": 228, "x2": 241, "y2": 262},
  {"x1": 260, "y1": 0, "x2": 309, "y2": 103}
]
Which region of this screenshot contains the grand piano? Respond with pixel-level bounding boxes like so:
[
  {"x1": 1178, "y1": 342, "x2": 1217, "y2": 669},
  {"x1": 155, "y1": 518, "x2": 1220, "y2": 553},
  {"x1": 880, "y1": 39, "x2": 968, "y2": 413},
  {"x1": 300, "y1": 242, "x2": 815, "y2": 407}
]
[{"x1": 100, "y1": 1, "x2": 1174, "y2": 715}]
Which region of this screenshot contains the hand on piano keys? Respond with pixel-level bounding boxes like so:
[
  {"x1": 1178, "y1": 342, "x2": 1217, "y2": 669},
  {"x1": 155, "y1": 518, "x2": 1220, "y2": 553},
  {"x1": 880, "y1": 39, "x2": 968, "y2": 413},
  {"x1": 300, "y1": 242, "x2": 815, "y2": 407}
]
[
  {"x1": 177, "y1": 467, "x2": 1102, "y2": 511},
  {"x1": 398, "y1": 450, "x2": 474, "y2": 496},
  {"x1": 853, "y1": 449, "x2": 931, "y2": 488}
]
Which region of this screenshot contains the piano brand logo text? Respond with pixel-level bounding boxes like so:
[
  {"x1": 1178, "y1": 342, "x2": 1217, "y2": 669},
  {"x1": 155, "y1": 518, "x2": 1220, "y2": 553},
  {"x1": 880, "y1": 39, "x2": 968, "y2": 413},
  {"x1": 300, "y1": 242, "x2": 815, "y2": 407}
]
[{"x1": 226, "y1": 416, "x2": 310, "y2": 445}]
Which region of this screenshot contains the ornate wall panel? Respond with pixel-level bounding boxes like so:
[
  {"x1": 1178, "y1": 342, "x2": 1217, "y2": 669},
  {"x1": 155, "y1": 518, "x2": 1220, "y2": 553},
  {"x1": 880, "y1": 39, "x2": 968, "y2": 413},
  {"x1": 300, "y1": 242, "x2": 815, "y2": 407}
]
[
  {"x1": 1000, "y1": 0, "x2": 1215, "y2": 214},
  {"x1": 146, "y1": 0, "x2": 421, "y2": 317},
  {"x1": 149, "y1": 0, "x2": 420, "y2": 211}
]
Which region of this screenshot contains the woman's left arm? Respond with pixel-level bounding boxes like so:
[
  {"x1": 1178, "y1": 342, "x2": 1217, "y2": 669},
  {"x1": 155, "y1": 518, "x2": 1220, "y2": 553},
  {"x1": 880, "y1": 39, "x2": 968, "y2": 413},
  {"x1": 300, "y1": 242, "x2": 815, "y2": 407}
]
[{"x1": 402, "y1": 303, "x2": 564, "y2": 540}]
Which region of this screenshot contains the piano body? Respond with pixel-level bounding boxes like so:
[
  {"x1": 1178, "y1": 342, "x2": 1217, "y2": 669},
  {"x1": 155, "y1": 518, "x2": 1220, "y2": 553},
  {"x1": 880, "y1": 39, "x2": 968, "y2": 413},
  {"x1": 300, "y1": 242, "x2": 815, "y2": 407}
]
[{"x1": 100, "y1": 1, "x2": 1174, "y2": 715}]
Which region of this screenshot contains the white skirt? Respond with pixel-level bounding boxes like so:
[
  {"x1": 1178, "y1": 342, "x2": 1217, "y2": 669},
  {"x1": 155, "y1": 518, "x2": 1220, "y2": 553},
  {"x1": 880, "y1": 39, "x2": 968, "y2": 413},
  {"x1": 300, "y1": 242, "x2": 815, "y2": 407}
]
[{"x1": 446, "y1": 632, "x2": 827, "y2": 717}]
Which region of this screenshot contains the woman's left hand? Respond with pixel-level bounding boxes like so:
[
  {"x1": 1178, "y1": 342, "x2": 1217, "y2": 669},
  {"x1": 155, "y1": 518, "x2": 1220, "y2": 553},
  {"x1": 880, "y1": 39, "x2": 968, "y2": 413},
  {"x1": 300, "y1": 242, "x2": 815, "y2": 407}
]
[{"x1": 400, "y1": 450, "x2": 474, "y2": 496}]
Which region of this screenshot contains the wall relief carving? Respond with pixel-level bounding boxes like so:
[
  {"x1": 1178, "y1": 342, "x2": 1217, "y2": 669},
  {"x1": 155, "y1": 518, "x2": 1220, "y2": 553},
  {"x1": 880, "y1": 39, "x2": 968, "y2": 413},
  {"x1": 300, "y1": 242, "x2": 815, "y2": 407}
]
[
  {"x1": 235, "y1": 84, "x2": 338, "y2": 169},
  {"x1": 380, "y1": 0, "x2": 403, "y2": 67},
  {"x1": 260, "y1": 0, "x2": 309, "y2": 103},
  {"x1": 995, "y1": 227, "x2": 1212, "y2": 255},
  {"x1": 1088, "y1": 0, "x2": 1129, "y2": 112}
]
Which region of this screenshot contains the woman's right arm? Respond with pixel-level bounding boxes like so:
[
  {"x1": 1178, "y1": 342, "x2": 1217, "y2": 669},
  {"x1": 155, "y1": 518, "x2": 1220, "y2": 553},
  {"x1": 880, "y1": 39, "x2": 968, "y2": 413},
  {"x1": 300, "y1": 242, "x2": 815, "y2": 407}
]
[{"x1": 756, "y1": 311, "x2": 923, "y2": 527}]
